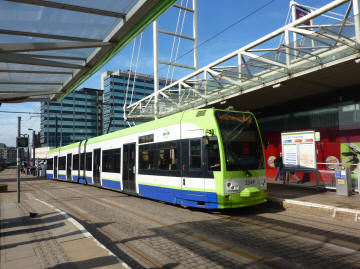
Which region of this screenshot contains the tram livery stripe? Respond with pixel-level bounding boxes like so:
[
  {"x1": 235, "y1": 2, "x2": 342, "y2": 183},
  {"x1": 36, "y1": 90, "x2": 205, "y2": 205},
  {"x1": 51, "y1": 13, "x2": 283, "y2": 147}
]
[{"x1": 102, "y1": 179, "x2": 121, "y2": 190}]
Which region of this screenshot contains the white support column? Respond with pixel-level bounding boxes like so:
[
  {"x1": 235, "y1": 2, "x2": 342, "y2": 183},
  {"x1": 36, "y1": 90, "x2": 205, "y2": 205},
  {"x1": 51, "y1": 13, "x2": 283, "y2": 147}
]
[
  {"x1": 353, "y1": 0, "x2": 360, "y2": 45},
  {"x1": 153, "y1": 20, "x2": 159, "y2": 120},
  {"x1": 204, "y1": 71, "x2": 207, "y2": 96},
  {"x1": 285, "y1": 30, "x2": 291, "y2": 67},
  {"x1": 237, "y1": 52, "x2": 242, "y2": 81},
  {"x1": 193, "y1": 0, "x2": 199, "y2": 71},
  {"x1": 291, "y1": 1, "x2": 297, "y2": 49}
]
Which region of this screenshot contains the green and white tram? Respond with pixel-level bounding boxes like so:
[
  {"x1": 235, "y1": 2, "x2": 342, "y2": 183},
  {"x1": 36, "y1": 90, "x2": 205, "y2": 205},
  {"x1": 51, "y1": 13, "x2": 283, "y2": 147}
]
[{"x1": 46, "y1": 109, "x2": 267, "y2": 209}]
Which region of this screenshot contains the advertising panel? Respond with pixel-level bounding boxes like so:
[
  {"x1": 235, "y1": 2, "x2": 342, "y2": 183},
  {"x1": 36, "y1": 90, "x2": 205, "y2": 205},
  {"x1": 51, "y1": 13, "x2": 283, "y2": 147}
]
[{"x1": 281, "y1": 131, "x2": 317, "y2": 170}]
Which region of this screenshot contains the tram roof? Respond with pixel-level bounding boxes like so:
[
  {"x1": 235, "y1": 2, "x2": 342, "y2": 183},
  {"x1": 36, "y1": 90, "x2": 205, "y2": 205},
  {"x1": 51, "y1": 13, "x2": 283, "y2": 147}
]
[{"x1": 0, "y1": 0, "x2": 175, "y2": 103}]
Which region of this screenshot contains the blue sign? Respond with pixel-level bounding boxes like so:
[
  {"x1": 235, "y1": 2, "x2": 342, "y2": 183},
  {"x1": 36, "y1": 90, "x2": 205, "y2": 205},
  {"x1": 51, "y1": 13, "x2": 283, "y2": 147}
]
[{"x1": 335, "y1": 170, "x2": 345, "y2": 179}]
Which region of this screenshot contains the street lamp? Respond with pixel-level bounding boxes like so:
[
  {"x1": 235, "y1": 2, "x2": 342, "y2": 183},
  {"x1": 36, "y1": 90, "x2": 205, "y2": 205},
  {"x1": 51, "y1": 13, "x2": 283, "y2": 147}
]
[{"x1": 28, "y1": 128, "x2": 35, "y2": 170}]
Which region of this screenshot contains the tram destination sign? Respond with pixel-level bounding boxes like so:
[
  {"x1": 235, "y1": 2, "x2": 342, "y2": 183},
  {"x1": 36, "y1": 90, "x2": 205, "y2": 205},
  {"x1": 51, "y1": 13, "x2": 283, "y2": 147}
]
[{"x1": 281, "y1": 131, "x2": 317, "y2": 171}]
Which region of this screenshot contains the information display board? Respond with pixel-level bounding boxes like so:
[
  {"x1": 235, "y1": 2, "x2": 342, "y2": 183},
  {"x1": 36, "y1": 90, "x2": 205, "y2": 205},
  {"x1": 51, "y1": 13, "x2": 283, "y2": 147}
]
[{"x1": 281, "y1": 131, "x2": 317, "y2": 170}]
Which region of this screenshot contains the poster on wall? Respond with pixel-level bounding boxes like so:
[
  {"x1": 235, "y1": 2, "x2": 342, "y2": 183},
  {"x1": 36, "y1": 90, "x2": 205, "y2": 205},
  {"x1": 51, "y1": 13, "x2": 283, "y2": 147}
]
[
  {"x1": 281, "y1": 131, "x2": 317, "y2": 170},
  {"x1": 341, "y1": 143, "x2": 360, "y2": 183}
]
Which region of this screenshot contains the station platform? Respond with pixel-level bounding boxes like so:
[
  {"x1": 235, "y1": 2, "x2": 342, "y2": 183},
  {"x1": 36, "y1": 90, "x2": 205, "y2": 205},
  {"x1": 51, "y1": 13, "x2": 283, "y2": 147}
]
[
  {"x1": 266, "y1": 179, "x2": 360, "y2": 222},
  {"x1": 1, "y1": 170, "x2": 359, "y2": 269},
  {"x1": 0, "y1": 170, "x2": 128, "y2": 269}
]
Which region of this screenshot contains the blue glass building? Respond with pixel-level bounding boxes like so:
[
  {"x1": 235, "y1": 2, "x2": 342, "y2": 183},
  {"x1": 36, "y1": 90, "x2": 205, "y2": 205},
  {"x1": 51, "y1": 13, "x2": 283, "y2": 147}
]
[
  {"x1": 40, "y1": 88, "x2": 103, "y2": 147},
  {"x1": 101, "y1": 70, "x2": 167, "y2": 133}
]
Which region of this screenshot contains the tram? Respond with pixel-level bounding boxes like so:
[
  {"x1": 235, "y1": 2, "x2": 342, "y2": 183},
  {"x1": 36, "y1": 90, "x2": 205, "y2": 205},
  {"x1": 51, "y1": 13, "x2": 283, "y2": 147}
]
[{"x1": 46, "y1": 108, "x2": 267, "y2": 209}]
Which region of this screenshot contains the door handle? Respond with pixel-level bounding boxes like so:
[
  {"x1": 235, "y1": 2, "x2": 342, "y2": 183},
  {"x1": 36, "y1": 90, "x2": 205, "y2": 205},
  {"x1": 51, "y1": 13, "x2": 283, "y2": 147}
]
[{"x1": 182, "y1": 178, "x2": 185, "y2": 186}]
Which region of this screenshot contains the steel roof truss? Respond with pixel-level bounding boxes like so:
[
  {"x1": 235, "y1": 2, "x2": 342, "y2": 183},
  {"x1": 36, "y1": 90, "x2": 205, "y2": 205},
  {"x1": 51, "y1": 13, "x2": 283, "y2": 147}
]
[
  {"x1": 0, "y1": 69, "x2": 73, "y2": 75},
  {"x1": 0, "y1": 41, "x2": 112, "y2": 53},
  {"x1": 0, "y1": 89, "x2": 58, "y2": 94},
  {"x1": 241, "y1": 51, "x2": 288, "y2": 69},
  {"x1": 289, "y1": 27, "x2": 357, "y2": 49},
  {"x1": 173, "y1": 4, "x2": 194, "y2": 13},
  {"x1": 0, "y1": 53, "x2": 83, "y2": 69},
  {"x1": 0, "y1": 81, "x2": 62, "y2": 85},
  {"x1": 0, "y1": 28, "x2": 101, "y2": 42},
  {"x1": 6, "y1": 0, "x2": 126, "y2": 18},
  {"x1": 17, "y1": 53, "x2": 86, "y2": 61}
]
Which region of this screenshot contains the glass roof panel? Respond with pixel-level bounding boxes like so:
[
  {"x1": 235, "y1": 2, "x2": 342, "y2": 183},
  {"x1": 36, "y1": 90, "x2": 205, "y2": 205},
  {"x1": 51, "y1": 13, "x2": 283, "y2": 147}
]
[
  {"x1": 46, "y1": 0, "x2": 138, "y2": 14},
  {"x1": 0, "y1": 2, "x2": 120, "y2": 40},
  {"x1": 0, "y1": 0, "x2": 177, "y2": 102}
]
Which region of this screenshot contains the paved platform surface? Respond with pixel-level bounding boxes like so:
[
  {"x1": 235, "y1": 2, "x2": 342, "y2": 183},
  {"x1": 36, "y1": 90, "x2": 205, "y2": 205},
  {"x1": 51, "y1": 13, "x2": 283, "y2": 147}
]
[
  {"x1": 0, "y1": 169, "x2": 127, "y2": 269},
  {"x1": 1, "y1": 168, "x2": 359, "y2": 268},
  {"x1": 267, "y1": 179, "x2": 360, "y2": 222}
]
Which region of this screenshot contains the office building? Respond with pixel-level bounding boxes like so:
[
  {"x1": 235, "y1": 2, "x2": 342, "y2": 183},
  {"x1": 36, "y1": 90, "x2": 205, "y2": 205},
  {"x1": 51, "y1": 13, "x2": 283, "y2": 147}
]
[
  {"x1": 40, "y1": 88, "x2": 103, "y2": 147},
  {"x1": 0, "y1": 144, "x2": 18, "y2": 163},
  {"x1": 101, "y1": 70, "x2": 168, "y2": 133}
]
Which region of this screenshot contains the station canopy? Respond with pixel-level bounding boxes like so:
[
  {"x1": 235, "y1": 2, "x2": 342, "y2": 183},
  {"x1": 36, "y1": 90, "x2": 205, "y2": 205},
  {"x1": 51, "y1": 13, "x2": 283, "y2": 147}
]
[{"x1": 0, "y1": 0, "x2": 175, "y2": 103}]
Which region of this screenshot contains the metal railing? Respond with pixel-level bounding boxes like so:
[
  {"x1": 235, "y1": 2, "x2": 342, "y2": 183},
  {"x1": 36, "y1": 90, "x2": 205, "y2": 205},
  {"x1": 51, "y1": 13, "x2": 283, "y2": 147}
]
[{"x1": 283, "y1": 162, "x2": 360, "y2": 193}]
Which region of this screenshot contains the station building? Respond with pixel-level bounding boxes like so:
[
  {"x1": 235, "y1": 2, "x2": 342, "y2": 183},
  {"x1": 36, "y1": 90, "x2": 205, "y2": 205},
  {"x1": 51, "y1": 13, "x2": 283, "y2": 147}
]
[{"x1": 255, "y1": 86, "x2": 360, "y2": 184}]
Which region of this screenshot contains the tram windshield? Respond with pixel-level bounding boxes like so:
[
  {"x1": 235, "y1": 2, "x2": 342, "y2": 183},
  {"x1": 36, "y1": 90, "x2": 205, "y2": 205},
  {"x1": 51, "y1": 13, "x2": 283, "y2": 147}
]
[{"x1": 215, "y1": 111, "x2": 264, "y2": 172}]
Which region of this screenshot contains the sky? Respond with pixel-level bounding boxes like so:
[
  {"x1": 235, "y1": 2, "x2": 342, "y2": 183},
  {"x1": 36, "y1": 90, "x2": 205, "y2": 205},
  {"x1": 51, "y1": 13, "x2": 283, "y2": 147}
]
[{"x1": 0, "y1": 0, "x2": 344, "y2": 146}]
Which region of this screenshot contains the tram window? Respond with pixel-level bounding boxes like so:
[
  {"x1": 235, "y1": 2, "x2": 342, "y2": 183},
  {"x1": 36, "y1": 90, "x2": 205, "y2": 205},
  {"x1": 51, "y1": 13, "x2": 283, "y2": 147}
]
[
  {"x1": 86, "y1": 152, "x2": 92, "y2": 171},
  {"x1": 102, "y1": 148, "x2": 121, "y2": 173},
  {"x1": 47, "y1": 158, "x2": 53, "y2": 170},
  {"x1": 73, "y1": 154, "x2": 79, "y2": 170},
  {"x1": 139, "y1": 144, "x2": 154, "y2": 170},
  {"x1": 207, "y1": 138, "x2": 220, "y2": 171},
  {"x1": 155, "y1": 142, "x2": 178, "y2": 171},
  {"x1": 58, "y1": 156, "x2": 66, "y2": 170},
  {"x1": 80, "y1": 153, "x2": 85, "y2": 170},
  {"x1": 190, "y1": 140, "x2": 201, "y2": 169},
  {"x1": 157, "y1": 148, "x2": 177, "y2": 171}
]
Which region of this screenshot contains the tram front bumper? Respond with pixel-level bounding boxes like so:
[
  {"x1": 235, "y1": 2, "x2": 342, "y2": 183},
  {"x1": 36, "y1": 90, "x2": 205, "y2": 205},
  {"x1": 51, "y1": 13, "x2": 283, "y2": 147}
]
[{"x1": 220, "y1": 187, "x2": 267, "y2": 208}]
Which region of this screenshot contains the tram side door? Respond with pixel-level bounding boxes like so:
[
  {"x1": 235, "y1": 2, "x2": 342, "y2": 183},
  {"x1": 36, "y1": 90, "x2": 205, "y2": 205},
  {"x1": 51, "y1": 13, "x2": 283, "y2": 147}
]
[
  {"x1": 66, "y1": 153, "x2": 72, "y2": 181},
  {"x1": 93, "y1": 148, "x2": 101, "y2": 185},
  {"x1": 180, "y1": 139, "x2": 205, "y2": 202},
  {"x1": 54, "y1": 156, "x2": 58, "y2": 179},
  {"x1": 123, "y1": 143, "x2": 136, "y2": 193}
]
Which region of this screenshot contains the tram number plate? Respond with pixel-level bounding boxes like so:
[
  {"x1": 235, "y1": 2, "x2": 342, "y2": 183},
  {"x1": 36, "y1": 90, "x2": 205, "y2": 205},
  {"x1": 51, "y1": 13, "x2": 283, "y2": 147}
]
[{"x1": 245, "y1": 179, "x2": 255, "y2": 185}]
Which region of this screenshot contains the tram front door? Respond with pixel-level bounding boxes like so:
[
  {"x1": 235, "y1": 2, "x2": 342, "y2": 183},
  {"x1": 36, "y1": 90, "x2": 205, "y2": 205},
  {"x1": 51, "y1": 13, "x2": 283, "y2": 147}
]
[{"x1": 123, "y1": 143, "x2": 136, "y2": 193}]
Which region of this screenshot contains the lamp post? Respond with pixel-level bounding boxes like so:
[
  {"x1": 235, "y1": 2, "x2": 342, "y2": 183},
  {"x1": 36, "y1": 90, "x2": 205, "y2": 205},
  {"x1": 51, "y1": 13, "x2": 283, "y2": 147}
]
[{"x1": 28, "y1": 128, "x2": 35, "y2": 174}]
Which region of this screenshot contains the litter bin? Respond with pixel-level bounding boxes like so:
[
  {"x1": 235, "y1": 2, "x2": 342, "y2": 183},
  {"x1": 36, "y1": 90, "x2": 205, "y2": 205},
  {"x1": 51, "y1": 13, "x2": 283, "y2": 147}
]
[{"x1": 335, "y1": 166, "x2": 352, "y2": 196}]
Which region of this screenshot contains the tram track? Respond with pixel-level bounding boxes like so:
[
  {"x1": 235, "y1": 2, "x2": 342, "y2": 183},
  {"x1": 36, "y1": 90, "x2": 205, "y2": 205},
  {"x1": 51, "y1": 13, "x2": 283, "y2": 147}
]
[
  {"x1": 22, "y1": 181, "x2": 163, "y2": 269},
  {"x1": 220, "y1": 212, "x2": 360, "y2": 251},
  {"x1": 23, "y1": 180, "x2": 285, "y2": 269},
  {"x1": 23, "y1": 179, "x2": 360, "y2": 268}
]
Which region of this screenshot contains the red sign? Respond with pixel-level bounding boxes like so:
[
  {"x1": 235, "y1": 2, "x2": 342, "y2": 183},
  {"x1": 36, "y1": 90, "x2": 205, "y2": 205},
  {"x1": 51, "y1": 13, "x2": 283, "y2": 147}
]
[
  {"x1": 304, "y1": 139, "x2": 314, "y2": 142},
  {"x1": 296, "y1": 8, "x2": 310, "y2": 26},
  {"x1": 295, "y1": 139, "x2": 302, "y2": 143}
]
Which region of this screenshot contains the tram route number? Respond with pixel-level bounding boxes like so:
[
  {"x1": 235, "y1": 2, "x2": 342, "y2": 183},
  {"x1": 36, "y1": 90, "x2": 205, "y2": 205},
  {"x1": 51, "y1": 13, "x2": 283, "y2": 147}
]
[{"x1": 245, "y1": 179, "x2": 255, "y2": 185}]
